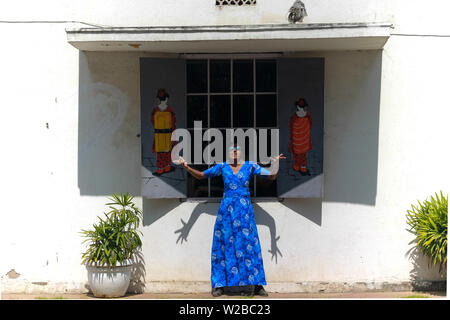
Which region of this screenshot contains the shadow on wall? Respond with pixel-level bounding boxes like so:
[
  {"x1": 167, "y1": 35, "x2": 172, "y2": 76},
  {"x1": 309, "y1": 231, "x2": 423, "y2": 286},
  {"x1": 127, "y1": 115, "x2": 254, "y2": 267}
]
[
  {"x1": 322, "y1": 50, "x2": 382, "y2": 206},
  {"x1": 77, "y1": 51, "x2": 141, "y2": 197},
  {"x1": 77, "y1": 50, "x2": 382, "y2": 207},
  {"x1": 141, "y1": 197, "x2": 323, "y2": 265},
  {"x1": 142, "y1": 200, "x2": 285, "y2": 264},
  {"x1": 75, "y1": 50, "x2": 385, "y2": 287},
  {"x1": 280, "y1": 198, "x2": 322, "y2": 226},
  {"x1": 406, "y1": 242, "x2": 447, "y2": 291},
  {"x1": 128, "y1": 251, "x2": 146, "y2": 294},
  {"x1": 77, "y1": 50, "x2": 383, "y2": 225}
]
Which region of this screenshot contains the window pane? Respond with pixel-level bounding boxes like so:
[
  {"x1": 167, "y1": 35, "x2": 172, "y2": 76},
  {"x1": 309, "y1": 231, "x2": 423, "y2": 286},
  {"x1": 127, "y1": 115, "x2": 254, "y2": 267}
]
[
  {"x1": 233, "y1": 60, "x2": 253, "y2": 92},
  {"x1": 187, "y1": 164, "x2": 209, "y2": 197},
  {"x1": 187, "y1": 60, "x2": 207, "y2": 93},
  {"x1": 256, "y1": 94, "x2": 277, "y2": 127},
  {"x1": 210, "y1": 175, "x2": 224, "y2": 197},
  {"x1": 187, "y1": 95, "x2": 207, "y2": 128},
  {"x1": 210, "y1": 95, "x2": 231, "y2": 128},
  {"x1": 210, "y1": 60, "x2": 231, "y2": 93},
  {"x1": 233, "y1": 95, "x2": 254, "y2": 128},
  {"x1": 256, "y1": 60, "x2": 276, "y2": 92},
  {"x1": 255, "y1": 173, "x2": 277, "y2": 197},
  {"x1": 249, "y1": 176, "x2": 255, "y2": 197}
]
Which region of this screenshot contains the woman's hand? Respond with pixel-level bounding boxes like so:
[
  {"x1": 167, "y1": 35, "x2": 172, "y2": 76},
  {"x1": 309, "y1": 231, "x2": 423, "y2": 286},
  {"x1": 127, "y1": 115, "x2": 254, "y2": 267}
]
[
  {"x1": 173, "y1": 156, "x2": 188, "y2": 168},
  {"x1": 270, "y1": 153, "x2": 286, "y2": 163},
  {"x1": 267, "y1": 154, "x2": 286, "y2": 180},
  {"x1": 173, "y1": 156, "x2": 206, "y2": 180}
]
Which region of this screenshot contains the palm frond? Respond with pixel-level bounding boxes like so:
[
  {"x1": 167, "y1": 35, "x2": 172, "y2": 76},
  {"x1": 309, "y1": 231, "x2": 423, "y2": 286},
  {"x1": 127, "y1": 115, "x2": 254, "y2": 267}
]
[
  {"x1": 407, "y1": 191, "x2": 448, "y2": 272},
  {"x1": 80, "y1": 193, "x2": 143, "y2": 267}
]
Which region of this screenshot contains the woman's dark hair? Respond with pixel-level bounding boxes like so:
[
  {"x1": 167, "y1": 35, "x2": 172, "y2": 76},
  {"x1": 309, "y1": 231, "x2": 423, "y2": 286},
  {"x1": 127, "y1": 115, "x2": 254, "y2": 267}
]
[
  {"x1": 156, "y1": 88, "x2": 169, "y2": 101},
  {"x1": 295, "y1": 98, "x2": 308, "y2": 107}
]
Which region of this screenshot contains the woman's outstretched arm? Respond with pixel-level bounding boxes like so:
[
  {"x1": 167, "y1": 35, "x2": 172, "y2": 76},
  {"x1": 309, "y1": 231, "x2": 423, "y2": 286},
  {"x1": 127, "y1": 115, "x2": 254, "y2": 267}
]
[
  {"x1": 174, "y1": 156, "x2": 206, "y2": 180},
  {"x1": 267, "y1": 153, "x2": 286, "y2": 180}
]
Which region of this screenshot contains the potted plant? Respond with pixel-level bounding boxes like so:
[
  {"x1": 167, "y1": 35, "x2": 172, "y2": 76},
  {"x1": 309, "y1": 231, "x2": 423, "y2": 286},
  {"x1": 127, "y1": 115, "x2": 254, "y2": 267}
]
[
  {"x1": 406, "y1": 191, "x2": 448, "y2": 273},
  {"x1": 80, "y1": 193, "x2": 143, "y2": 298}
]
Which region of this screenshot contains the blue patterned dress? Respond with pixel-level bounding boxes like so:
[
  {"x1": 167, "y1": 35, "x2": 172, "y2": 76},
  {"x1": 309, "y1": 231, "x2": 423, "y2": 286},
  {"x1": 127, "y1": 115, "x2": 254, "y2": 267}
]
[{"x1": 203, "y1": 161, "x2": 271, "y2": 288}]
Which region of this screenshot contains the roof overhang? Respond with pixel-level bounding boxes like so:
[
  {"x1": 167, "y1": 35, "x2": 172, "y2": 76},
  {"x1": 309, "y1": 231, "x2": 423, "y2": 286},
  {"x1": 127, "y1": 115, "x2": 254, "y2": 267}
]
[{"x1": 66, "y1": 22, "x2": 392, "y2": 53}]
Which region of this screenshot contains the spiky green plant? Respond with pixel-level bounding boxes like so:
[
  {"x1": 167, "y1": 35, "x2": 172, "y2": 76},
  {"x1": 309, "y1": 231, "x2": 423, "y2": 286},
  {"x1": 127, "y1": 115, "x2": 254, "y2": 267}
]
[
  {"x1": 80, "y1": 193, "x2": 143, "y2": 267},
  {"x1": 406, "y1": 191, "x2": 447, "y2": 272}
]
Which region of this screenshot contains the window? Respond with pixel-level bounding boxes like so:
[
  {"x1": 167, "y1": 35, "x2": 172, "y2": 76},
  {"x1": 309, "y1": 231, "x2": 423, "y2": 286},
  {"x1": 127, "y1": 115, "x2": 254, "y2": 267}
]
[
  {"x1": 215, "y1": 0, "x2": 257, "y2": 6},
  {"x1": 186, "y1": 58, "x2": 278, "y2": 198}
]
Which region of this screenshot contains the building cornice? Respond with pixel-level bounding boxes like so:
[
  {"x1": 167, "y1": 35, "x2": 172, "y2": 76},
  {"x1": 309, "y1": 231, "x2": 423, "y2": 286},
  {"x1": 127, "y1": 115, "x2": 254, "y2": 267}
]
[{"x1": 66, "y1": 22, "x2": 393, "y2": 52}]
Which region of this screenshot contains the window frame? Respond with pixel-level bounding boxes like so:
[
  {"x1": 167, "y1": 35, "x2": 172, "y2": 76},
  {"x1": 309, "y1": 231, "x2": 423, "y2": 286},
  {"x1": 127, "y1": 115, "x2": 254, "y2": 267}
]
[{"x1": 184, "y1": 54, "x2": 280, "y2": 201}]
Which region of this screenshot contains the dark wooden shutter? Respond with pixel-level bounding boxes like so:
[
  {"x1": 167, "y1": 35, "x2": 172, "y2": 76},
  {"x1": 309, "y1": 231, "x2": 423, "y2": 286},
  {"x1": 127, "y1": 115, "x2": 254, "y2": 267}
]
[
  {"x1": 140, "y1": 58, "x2": 187, "y2": 198},
  {"x1": 277, "y1": 58, "x2": 324, "y2": 198}
]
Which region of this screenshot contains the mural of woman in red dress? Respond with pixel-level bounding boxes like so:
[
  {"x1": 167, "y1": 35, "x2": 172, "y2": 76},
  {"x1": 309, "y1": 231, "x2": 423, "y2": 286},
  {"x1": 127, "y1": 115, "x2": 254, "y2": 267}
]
[
  {"x1": 289, "y1": 98, "x2": 312, "y2": 176},
  {"x1": 151, "y1": 88, "x2": 176, "y2": 175}
]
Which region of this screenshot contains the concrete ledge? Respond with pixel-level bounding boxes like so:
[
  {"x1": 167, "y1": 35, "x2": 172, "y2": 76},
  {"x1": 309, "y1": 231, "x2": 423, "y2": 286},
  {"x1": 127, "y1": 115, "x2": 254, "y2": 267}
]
[
  {"x1": 65, "y1": 22, "x2": 392, "y2": 52},
  {"x1": 1, "y1": 279, "x2": 89, "y2": 294},
  {"x1": 2, "y1": 279, "x2": 445, "y2": 294},
  {"x1": 140, "y1": 280, "x2": 446, "y2": 294},
  {"x1": 66, "y1": 22, "x2": 392, "y2": 35}
]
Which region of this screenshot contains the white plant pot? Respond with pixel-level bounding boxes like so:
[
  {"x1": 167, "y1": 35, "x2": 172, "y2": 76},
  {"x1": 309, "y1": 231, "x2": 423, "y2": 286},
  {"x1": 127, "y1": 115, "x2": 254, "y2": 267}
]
[{"x1": 86, "y1": 260, "x2": 133, "y2": 298}]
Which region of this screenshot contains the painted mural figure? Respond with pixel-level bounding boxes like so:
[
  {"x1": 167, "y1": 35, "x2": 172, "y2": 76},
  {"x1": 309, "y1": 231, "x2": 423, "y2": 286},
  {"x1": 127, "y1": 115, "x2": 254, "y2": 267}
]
[
  {"x1": 151, "y1": 88, "x2": 176, "y2": 175},
  {"x1": 289, "y1": 98, "x2": 312, "y2": 176}
]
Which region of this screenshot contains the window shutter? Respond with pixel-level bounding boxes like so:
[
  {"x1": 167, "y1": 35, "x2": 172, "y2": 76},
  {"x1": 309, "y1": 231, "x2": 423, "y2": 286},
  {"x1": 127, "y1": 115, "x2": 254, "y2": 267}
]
[
  {"x1": 140, "y1": 58, "x2": 187, "y2": 198},
  {"x1": 276, "y1": 58, "x2": 324, "y2": 198}
]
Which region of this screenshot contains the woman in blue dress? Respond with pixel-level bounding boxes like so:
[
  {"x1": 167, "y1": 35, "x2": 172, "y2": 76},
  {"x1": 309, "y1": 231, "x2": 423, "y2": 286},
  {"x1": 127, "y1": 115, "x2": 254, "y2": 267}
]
[{"x1": 177, "y1": 144, "x2": 285, "y2": 297}]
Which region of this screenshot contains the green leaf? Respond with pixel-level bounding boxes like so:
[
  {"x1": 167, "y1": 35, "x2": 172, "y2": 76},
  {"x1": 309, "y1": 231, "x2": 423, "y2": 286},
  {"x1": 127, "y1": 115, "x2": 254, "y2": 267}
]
[
  {"x1": 80, "y1": 192, "x2": 143, "y2": 266},
  {"x1": 406, "y1": 191, "x2": 447, "y2": 273}
]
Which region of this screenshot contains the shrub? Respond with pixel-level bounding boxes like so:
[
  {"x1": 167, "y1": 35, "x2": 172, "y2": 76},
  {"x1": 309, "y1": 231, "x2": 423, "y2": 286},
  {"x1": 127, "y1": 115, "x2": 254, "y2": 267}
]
[
  {"x1": 80, "y1": 193, "x2": 143, "y2": 266},
  {"x1": 406, "y1": 191, "x2": 448, "y2": 272}
]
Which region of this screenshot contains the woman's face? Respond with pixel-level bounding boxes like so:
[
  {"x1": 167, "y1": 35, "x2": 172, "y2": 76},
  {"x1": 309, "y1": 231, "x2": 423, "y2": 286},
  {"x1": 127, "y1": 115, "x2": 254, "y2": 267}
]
[
  {"x1": 229, "y1": 146, "x2": 241, "y2": 160},
  {"x1": 159, "y1": 97, "x2": 168, "y2": 107}
]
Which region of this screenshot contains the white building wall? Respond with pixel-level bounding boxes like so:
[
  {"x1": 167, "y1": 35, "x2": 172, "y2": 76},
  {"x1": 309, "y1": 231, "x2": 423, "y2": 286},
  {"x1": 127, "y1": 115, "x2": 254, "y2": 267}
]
[
  {"x1": 0, "y1": 0, "x2": 392, "y2": 27},
  {"x1": 0, "y1": 0, "x2": 448, "y2": 293}
]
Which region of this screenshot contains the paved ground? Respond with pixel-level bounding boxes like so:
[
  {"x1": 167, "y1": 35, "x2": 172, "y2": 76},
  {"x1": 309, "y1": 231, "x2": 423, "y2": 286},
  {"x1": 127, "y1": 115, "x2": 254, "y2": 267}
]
[{"x1": 2, "y1": 291, "x2": 446, "y2": 300}]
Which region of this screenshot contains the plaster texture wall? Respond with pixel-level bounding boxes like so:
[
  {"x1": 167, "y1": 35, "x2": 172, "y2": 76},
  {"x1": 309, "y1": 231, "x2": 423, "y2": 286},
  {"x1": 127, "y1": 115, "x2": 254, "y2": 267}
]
[
  {"x1": 1, "y1": 0, "x2": 449, "y2": 293},
  {"x1": 0, "y1": 0, "x2": 392, "y2": 27}
]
